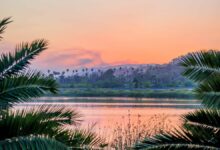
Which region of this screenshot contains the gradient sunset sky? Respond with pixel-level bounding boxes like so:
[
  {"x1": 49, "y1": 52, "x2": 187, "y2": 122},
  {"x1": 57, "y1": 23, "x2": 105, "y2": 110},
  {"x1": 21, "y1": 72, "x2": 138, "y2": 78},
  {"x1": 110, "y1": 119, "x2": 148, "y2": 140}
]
[{"x1": 1, "y1": 0, "x2": 220, "y2": 70}]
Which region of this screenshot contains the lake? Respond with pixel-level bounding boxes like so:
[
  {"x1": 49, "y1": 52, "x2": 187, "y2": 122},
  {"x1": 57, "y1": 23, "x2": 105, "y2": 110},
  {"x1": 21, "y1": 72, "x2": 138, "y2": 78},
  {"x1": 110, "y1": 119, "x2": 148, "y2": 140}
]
[{"x1": 16, "y1": 97, "x2": 201, "y2": 147}]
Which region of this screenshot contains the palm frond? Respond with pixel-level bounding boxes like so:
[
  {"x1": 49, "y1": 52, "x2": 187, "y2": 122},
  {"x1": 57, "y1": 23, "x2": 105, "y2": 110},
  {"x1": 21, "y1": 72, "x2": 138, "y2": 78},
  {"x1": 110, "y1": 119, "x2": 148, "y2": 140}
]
[
  {"x1": 135, "y1": 144, "x2": 219, "y2": 150},
  {"x1": 0, "y1": 105, "x2": 105, "y2": 149},
  {"x1": 180, "y1": 50, "x2": 220, "y2": 83},
  {"x1": 0, "y1": 136, "x2": 69, "y2": 150},
  {"x1": 55, "y1": 128, "x2": 107, "y2": 149},
  {"x1": 0, "y1": 17, "x2": 12, "y2": 40},
  {"x1": 0, "y1": 105, "x2": 81, "y2": 140},
  {"x1": 184, "y1": 109, "x2": 220, "y2": 129},
  {"x1": 0, "y1": 71, "x2": 58, "y2": 106},
  {"x1": 194, "y1": 76, "x2": 220, "y2": 108},
  {"x1": 20, "y1": 105, "x2": 82, "y2": 125},
  {"x1": 0, "y1": 39, "x2": 48, "y2": 78},
  {"x1": 134, "y1": 126, "x2": 220, "y2": 150}
]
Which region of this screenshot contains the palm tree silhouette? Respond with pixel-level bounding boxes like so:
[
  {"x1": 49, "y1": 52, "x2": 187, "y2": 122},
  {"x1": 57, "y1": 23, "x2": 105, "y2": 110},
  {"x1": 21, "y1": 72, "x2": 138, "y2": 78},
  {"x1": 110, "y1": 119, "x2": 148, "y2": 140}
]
[
  {"x1": 135, "y1": 50, "x2": 220, "y2": 149},
  {"x1": 0, "y1": 17, "x2": 104, "y2": 149}
]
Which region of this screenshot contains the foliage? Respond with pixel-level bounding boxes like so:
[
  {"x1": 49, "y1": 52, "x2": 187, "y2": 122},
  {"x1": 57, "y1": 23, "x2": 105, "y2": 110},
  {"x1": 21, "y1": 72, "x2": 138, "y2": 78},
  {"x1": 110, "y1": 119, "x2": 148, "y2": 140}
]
[
  {"x1": 0, "y1": 136, "x2": 69, "y2": 150},
  {"x1": 180, "y1": 50, "x2": 220, "y2": 83},
  {"x1": 0, "y1": 105, "x2": 79, "y2": 140},
  {"x1": 0, "y1": 72, "x2": 58, "y2": 107},
  {"x1": 0, "y1": 18, "x2": 57, "y2": 107},
  {"x1": 0, "y1": 39, "x2": 48, "y2": 79},
  {"x1": 49, "y1": 59, "x2": 194, "y2": 89},
  {"x1": 134, "y1": 50, "x2": 220, "y2": 150},
  {"x1": 0, "y1": 105, "x2": 105, "y2": 149},
  {"x1": 110, "y1": 113, "x2": 173, "y2": 150},
  {"x1": 54, "y1": 88, "x2": 195, "y2": 99},
  {"x1": 0, "y1": 17, "x2": 12, "y2": 40},
  {"x1": 134, "y1": 109, "x2": 220, "y2": 149},
  {"x1": 0, "y1": 17, "x2": 105, "y2": 149}
]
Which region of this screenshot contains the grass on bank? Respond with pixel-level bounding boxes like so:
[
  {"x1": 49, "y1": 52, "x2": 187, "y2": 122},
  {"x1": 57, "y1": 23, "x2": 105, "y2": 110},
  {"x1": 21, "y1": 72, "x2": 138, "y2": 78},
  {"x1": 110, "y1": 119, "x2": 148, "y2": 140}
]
[{"x1": 51, "y1": 88, "x2": 195, "y2": 99}]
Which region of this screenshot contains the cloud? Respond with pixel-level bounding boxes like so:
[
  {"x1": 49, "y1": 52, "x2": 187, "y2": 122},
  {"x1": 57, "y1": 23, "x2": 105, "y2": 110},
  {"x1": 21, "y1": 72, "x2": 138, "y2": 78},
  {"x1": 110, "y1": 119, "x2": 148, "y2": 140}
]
[
  {"x1": 0, "y1": 42, "x2": 137, "y2": 71},
  {"x1": 32, "y1": 48, "x2": 107, "y2": 70},
  {"x1": 77, "y1": 58, "x2": 93, "y2": 65}
]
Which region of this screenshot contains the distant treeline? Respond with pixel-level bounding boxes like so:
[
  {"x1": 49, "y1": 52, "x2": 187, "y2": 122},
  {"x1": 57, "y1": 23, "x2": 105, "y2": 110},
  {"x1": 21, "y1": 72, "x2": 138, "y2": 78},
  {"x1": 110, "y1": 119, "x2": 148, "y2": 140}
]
[
  {"x1": 47, "y1": 57, "x2": 195, "y2": 88},
  {"x1": 49, "y1": 88, "x2": 195, "y2": 99}
]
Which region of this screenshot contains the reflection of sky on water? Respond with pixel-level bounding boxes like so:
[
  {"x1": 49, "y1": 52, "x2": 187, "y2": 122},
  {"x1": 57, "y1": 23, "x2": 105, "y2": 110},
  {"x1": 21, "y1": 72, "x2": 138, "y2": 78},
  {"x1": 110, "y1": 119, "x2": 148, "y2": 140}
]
[
  {"x1": 15, "y1": 97, "x2": 197, "y2": 139},
  {"x1": 20, "y1": 96, "x2": 201, "y2": 109}
]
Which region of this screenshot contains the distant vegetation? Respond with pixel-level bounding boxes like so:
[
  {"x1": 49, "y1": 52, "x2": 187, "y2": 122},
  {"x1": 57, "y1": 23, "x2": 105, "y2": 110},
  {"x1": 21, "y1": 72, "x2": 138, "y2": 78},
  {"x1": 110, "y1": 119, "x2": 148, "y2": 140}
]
[
  {"x1": 47, "y1": 57, "x2": 195, "y2": 89},
  {"x1": 54, "y1": 88, "x2": 195, "y2": 99}
]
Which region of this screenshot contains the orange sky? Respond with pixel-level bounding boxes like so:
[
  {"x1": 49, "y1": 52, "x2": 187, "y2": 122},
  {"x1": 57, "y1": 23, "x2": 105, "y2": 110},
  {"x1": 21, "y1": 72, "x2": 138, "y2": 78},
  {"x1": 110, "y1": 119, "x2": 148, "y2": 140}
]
[{"x1": 1, "y1": 0, "x2": 220, "y2": 70}]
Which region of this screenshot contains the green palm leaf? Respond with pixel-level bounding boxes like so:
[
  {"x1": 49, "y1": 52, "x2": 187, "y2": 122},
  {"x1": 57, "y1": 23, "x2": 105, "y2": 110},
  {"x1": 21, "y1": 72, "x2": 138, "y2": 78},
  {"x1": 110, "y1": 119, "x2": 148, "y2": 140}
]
[
  {"x1": 0, "y1": 136, "x2": 69, "y2": 150},
  {"x1": 180, "y1": 50, "x2": 220, "y2": 83},
  {"x1": 0, "y1": 39, "x2": 48, "y2": 78},
  {"x1": 0, "y1": 16, "x2": 105, "y2": 149},
  {"x1": 135, "y1": 50, "x2": 220, "y2": 149},
  {"x1": 0, "y1": 72, "x2": 58, "y2": 106},
  {"x1": 184, "y1": 109, "x2": 220, "y2": 129},
  {"x1": 134, "y1": 109, "x2": 220, "y2": 150},
  {"x1": 0, "y1": 105, "x2": 81, "y2": 140},
  {"x1": 134, "y1": 127, "x2": 220, "y2": 150},
  {"x1": 0, "y1": 17, "x2": 12, "y2": 40},
  {"x1": 0, "y1": 105, "x2": 105, "y2": 149},
  {"x1": 137, "y1": 144, "x2": 219, "y2": 150},
  {"x1": 55, "y1": 128, "x2": 107, "y2": 149},
  {"x1": 194, "y1": 76, "x2": 220, "y2": 108}
]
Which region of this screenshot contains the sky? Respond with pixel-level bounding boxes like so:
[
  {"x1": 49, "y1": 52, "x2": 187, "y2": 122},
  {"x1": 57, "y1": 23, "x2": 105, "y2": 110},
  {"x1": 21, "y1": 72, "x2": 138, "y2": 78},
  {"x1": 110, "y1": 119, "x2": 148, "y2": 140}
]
[{"x1": 1, "y1": 0, "x2": 220, "y2": 70}]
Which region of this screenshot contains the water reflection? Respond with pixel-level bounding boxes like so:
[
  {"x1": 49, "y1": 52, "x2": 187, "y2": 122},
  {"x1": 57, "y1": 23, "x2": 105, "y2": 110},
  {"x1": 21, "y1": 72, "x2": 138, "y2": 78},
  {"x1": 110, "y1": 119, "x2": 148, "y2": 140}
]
[{"x1": 16, "y1": 97, "x2": 199, "y2": 145}]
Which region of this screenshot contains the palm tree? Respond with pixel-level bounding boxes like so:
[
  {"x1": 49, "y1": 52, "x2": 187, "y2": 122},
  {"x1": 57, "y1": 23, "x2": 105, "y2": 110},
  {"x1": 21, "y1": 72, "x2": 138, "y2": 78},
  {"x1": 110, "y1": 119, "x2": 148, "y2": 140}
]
[
  {"x1": 0, "y1": 105, "x2": 105, "y2": 149},
  {"x1": 0, "y1": 17, "x2": 105, "y2": 149},
  {"x1": 134, "y1": 50, "x2": 220, "y2": 149}
]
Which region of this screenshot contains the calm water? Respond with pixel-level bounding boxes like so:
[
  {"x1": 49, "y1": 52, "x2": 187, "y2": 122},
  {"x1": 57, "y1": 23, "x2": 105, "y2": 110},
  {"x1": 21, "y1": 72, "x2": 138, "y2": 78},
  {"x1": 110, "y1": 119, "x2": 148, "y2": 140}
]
[
  {"x1": 17, "y1": 97, "x2": 201, "y2": 136},
  {"x1": 15, "y1": 97, "x2": 201, "y2": 145}
]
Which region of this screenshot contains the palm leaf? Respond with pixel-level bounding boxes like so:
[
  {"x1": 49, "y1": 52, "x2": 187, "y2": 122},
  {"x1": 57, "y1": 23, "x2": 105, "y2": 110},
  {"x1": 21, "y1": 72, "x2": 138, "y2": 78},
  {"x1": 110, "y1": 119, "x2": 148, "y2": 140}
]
[
  {"x1": 184, "y1": 109, "x2": 220, "y2": 129},
  {"x1": 0, "y1": 16, "x2": 104, "y2": 149},
  {"x1": 134, "y1": 109, "x2": 220, "y2": 149},
  {"x1": 194, "y1": 76, "x2": 220, "y2": 108},
  {"x1": 136, "y1": 144, "x2": 219, "y2": 150},
  {"x1": 0, "y1": 105, "x2": 81, "y2": 140},
  {"x1": 134, "y1": 126, "x2": 220, "y2": 150},
  {"x1": 0, "y1": 105, "x2": 105, "y2": 149},
  {"x1": 0, "y1": 136, "x2": 69, "y2": 150},
  {"x1": 55, "y1": 128, "x2": 107, "y2": 149},
  {"x1": 0, "y1": 72, "x2": 58, "y2": 106},
  {"x1": 180, "y1": 50, "x2": 220, "y2": 83},
  {"x1": 0, "y1": 39, "x2": 48, "y2": 78},
  {"x1": 135, "y1": 50, "x2": 220, "y2": 150},
  {"x1": 0, "y1": 17, "x2": 12, "y2": 40}
]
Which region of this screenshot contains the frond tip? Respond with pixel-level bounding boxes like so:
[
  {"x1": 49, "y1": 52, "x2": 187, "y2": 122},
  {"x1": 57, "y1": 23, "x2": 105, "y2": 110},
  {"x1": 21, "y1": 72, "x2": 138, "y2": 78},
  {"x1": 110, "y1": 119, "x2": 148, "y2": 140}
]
[
  {"x1": 134, "y1": 109, "x2": 220, "y2": 150},
  {"x1": 0, "y1": 39, "x2": 48, "y2": 78},
  {"x1": 134, "y1": 129, "x2": 220, "y2": 150},
  {"x1": 0, "y1": 136, "x2": 69, "y2": 150},
  {"x1": 194, "y1": 75, "x2": 220, "y2": 108},
  {"x1": 135, "y1": 144, "x2": 219, "y2": 150},
  {"x1": 183, "y1": 109, "x2": 220, "y2": 131},
  {"x1": 180, "y1": 50, "x2": 220, "y2": 83},
  {"x1": 0, "y1": 71, "x2": 58, "y2": 106},
  {"x1": 0, "y1": 17, "x2": 12, "y2": 40},
  {"x1": 0, "y1": 105, "x2": 81, "y2": 140}
]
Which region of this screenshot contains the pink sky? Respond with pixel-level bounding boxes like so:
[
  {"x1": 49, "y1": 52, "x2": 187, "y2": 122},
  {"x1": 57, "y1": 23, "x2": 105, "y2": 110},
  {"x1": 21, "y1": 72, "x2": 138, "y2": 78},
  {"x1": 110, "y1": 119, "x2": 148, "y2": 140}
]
[{"x1": 1, "y1": 0, "x2": 220, "y2": 70}]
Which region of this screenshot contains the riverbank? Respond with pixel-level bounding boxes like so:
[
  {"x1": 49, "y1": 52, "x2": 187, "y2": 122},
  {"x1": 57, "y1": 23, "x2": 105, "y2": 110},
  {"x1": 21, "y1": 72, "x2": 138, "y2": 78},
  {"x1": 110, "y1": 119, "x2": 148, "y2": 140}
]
[{"x1": 51, "y1": 88, "x2": 195, "y2": 99}]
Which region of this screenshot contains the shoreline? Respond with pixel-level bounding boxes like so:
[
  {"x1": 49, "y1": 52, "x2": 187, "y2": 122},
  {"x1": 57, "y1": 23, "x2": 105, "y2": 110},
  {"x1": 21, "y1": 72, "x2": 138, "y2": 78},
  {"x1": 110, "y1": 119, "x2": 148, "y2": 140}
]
[{"x1": 48, "y1": 88, "x2": 196, "y2": 99}]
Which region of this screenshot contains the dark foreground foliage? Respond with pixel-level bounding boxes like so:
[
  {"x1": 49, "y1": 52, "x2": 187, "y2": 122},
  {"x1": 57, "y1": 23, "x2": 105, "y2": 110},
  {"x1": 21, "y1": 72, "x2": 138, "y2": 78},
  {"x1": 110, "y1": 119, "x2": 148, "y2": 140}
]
[
  {"x1": 0, "y1": 17, "x2": 105, "y2": 149},
  {"x1": 135, "y1": 50, "x2": 220, "y2": 150}
]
